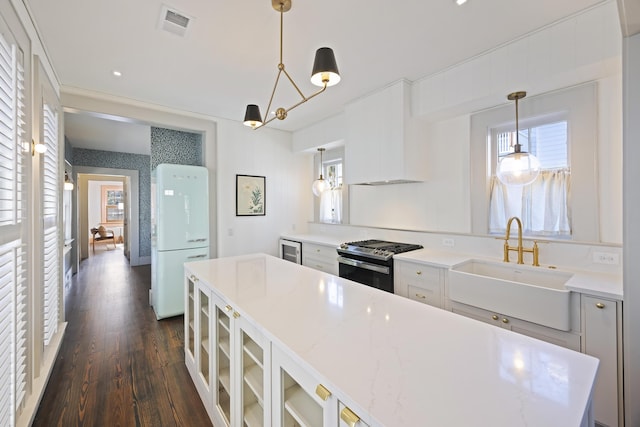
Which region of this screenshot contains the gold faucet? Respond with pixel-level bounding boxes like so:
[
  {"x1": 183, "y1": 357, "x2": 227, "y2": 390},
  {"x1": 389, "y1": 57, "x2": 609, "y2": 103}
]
[{"x1": 503, "y1": 216, "x2": 539, "y2": 266}]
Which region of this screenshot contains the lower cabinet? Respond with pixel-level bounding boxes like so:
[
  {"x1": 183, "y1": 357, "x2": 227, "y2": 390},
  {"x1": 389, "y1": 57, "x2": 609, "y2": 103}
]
[
  {"x1": 271, "y1": 345, "x2": 370, "y2": 427},
  {"x1": 187, "y1": 274, "x2": 371, "y2": 427},
  {"x1": 450, "y1": 301, "x2": 581, "y2": 351},
  {"x1": 302, "y1": 243, "x2": 339, "y2": 275},
  {"x1": 394, "y1": 261, "x2": 444, "y2": 309},
  {"x1": 582, "y1": 295, "x2": 622, "y2": 427}
]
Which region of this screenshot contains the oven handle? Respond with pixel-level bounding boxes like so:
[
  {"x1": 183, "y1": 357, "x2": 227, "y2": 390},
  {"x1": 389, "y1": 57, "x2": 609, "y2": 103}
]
[{"x1": 337, "y1": 256, "x2": 390, "y2": 275}]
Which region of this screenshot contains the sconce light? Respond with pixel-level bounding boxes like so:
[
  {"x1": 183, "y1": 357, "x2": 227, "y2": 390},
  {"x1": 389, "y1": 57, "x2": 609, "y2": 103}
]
[
  {"x1": 496, "y1": 91, "x2": 540, "y2": 186},
  {"x1": 312, "y1": 148, "x2": 330, "y2": 197},
  {"x1": 243, "y1": 0, "x2": 340, "y2": 130},
  {"x1": 31, "y1": 140, "x2": 47, "y2": 156},
  {"x1": 64, "y1": 171, "x2": 74, "y2": 191}
]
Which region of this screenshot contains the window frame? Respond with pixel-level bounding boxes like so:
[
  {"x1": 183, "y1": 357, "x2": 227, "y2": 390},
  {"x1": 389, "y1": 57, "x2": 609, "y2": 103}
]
[
  {"x1": 101, "y1": 185, "x2": 124, "y2": 224},
  {"x1": 470, "y1": 83, "x2": 599, "y2": 242}
]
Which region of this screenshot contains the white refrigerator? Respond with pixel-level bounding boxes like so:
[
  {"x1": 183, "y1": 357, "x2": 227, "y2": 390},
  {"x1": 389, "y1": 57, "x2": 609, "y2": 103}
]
[{"x1": 151, "y1": 163, "x2": 209, "y2": 319}]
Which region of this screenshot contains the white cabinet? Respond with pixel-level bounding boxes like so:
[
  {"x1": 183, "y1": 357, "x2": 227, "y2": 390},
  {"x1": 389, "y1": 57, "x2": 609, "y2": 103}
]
[
  {"x1": 582, "y1": 295, "x2": 622, "y2": 427},
  {"x1": 394, "y1": 260, "x2": 444, "y2": 308},
  {"x1": 450, "y1": 301, "x2": 581, "y2": 351},
  {"x1": 302, "y1": 242, "x2": 338, "y2": 275},
  {"x1": 185, "y1": 275, "x2": 215, "y2": 417},
  {"x1": 272, "y1": 345, "x2": 370, "y2": 427},
  {"x1": 344, "y1": 80, "x2": 427, "y2": 185}
]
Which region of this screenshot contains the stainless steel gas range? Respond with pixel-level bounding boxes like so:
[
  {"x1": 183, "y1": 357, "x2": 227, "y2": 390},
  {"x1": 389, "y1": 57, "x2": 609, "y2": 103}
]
[{"x1": 337, "y1": 239, "x2": 423, "y2": 293}]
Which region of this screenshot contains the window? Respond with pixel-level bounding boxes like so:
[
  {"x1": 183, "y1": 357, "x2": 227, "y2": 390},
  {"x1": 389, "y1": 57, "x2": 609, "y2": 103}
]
[
  {"x1": 489, "y1": 118, "x2": 571, "y2": 237},
  {"x1": 470, "y1": 83, "x2": 599, "y2": 242},
  {"x1": 319, "y1": 156, "x2": 344, "y2": 224},
  {"x1": 101, "y1": 185, "x2": 124, "y2": 223}
]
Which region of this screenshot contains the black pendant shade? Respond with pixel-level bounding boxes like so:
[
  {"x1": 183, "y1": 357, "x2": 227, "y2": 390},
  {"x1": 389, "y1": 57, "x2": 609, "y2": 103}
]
[
  {"x1": 243, "y1": 104, "x2": 263, "y2": 128},
  {"x1": 311, "y1": 47, "x2": 340, "y2": 87}
]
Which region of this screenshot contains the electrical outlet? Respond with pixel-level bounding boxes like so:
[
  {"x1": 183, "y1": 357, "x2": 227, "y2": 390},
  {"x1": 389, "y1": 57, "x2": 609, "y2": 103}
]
[
  {"x1": 442, "y1": 238, "x2": 455, "y2": 247},
  {"x1": 228, "y1": 228, "x2": 234, "y2": 237},
  {"x1": 592, "y1": 252, "x2": 619, "y2": 265}
]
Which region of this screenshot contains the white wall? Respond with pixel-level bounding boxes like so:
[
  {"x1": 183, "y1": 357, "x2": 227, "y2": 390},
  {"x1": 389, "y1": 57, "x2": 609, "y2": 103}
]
[
  {"x1": 297, "y1": 1, "x2": 623, "y2": 245},
  {"x1": 215, "y1": 118, "x2": 313, "y2": 257}
]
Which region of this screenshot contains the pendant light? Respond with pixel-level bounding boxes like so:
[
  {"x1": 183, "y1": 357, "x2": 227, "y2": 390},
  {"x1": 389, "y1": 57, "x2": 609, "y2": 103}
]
[
  {"x1": 243, "y1": 0, "x2": 341, "y2": 130},
  {"x1": 312, "y1": 148, "x2": 330, "y2": 197},
  {"x1": 496, "y1": 91, "x2": 541, "y2": 186}
]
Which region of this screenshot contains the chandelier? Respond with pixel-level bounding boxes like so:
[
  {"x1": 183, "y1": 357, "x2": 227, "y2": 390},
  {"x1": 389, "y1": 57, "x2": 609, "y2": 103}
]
[{"x1": 243, "y1": 0, "x2": 341, "y2": 129}]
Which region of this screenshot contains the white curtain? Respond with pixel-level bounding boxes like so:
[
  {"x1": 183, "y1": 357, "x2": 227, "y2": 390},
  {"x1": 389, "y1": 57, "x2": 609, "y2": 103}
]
[
  {"x1": 489, "y1": 169, "x2": 571, "y2": 236},
  {"x1": 319, "y1": 188, "x2": 342, "y2": 224}
]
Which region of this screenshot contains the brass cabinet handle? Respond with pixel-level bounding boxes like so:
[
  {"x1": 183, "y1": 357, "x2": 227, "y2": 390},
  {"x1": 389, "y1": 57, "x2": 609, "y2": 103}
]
[
  {"x1": 491, "y1": 315, "x2": 499, "y2": 321},
  {"x1": 233, "y1": 311, "x2": 240, "y2": 319},
  {"x1": 316, "y1": 248, "x2": 321, "y2": 252},
  {"x1": 502, "y1": 318, "x2": 509, "y2": 324},
  {"x1": 340, "y1": 407, "x2": 360, "y2": 427},
  {"x1": 415, "y1": 293, "x2": 426, "y2": 299},
  {"x1": 416, "y1": 271, "x2": 422, "y2": 275},
  {"x1": 190, "y1": 275, "x2": 197, "y2": 281},
  {"x1": 224, "y1": 305, "x2": 232, "y2": 312},
  {"x1": 596, "y1": 302, "x2": 605, "y2": 309},
  {"x1": 315, "y1": 384, "x2": 332, "y2": 401}
]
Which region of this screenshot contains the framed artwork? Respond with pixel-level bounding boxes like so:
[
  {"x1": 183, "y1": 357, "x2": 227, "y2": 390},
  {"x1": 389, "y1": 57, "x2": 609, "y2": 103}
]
[{"x1": 236, "y1": 175, "x2": 266, "y2": 216}]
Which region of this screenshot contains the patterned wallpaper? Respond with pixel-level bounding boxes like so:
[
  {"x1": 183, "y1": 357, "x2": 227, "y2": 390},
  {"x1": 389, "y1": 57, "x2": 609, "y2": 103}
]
[
  {"x1": 150, "y1": 127, "x2": 203, "y2": 170},
  {"x1": 72, "y1": 148, "x2": 152, "y2": 257}
]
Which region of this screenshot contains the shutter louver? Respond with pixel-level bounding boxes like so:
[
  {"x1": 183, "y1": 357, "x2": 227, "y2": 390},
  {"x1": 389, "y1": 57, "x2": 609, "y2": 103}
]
[
  {"x1": 0, "y1": 30, "x2": 27, "y2": 427},
  {"x1": 42, "y1": 103, "x2": 58, "y2": 347}
]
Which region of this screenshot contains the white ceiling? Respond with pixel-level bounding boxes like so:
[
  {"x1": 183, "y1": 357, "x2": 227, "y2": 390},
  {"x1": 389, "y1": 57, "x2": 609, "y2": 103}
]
[{"x1": 24, "y1": 0, "x2": 609, "y2": 154}]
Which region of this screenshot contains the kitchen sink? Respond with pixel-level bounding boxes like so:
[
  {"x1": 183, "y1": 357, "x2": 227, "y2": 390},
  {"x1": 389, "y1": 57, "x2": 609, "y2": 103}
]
[{"x1": 448, "y1": 259, "x2": 573, "y2": 330}]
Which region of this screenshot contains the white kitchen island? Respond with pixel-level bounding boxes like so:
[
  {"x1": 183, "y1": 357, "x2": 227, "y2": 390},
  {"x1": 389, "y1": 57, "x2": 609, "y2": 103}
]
[{"x1": 184, "y1": 253, "x2": 598, "y2": 427}]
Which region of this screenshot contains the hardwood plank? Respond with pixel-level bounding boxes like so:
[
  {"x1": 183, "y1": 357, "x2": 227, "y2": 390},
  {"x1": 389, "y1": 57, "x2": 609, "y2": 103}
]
[{"x1": 33, "y1": 248, "x2": 212, "y2": 427}]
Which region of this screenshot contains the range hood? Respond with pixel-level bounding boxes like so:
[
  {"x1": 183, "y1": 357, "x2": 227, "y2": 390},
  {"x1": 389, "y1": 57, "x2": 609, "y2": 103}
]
[{"x1": 344, "y1": 80, "x2": 427, "y2": 185}]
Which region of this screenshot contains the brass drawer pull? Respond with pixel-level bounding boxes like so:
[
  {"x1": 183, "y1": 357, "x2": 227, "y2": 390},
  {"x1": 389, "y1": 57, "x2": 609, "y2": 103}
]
[
  {"x1": 415, "y1": 293, "x2": 426, "y2": 299},
  {"x1": 340, "y1": 407, "x2": 360, "y2": 427},
  {"x1": 491, "y1": 315, "x2": 499, "y2": 321},
  {"x1": 224, "y1": 305, "x2": 232, "y2": 312},
  {"x1": 315, "y1": 384, "x2": 331, "y2": 401},
  {"x1": 416, "y1": 271, "x2": 422, "y2": 275},
  {"x1": 233, "y1": 311, "x2": 240, "y2": 319},
  {"x1": 596, "y1": 302, "x2": 605, "y2": 309},
  {"x1": 502, "y1": 318, "x2": 509, "y2": 324}
]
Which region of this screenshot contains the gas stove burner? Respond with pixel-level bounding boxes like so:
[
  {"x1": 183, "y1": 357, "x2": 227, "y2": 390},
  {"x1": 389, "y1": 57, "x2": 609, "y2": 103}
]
[{"x1": 337, "y1": 239, "x2": 423, "y2": 261}]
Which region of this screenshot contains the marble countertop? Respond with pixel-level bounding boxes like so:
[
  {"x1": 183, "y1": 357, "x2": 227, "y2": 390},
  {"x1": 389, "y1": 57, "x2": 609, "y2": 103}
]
[{"x1": 186, "y1": 253, "x2": 598, "y2": 427}]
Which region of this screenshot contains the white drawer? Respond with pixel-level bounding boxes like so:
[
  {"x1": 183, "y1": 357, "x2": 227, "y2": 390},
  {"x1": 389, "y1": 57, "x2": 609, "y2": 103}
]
[
  {"x1": 303, "y1": 256, "x2": 338, "y2": 275},
  {"x1": 302, "y1": 243, "x2": 338, "y2": 264},
  {"x1": 408, "y1": 284, "x2": 441, "y2": 308}
]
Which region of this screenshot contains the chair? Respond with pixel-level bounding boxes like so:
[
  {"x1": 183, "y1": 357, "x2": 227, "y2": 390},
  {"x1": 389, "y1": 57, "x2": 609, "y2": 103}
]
[{"x1": 91, "y1": 226, "x2": 116, "y2": 251}]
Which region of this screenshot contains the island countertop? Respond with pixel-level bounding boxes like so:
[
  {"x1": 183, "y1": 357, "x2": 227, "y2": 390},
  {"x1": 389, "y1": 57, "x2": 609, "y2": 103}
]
[{"x1": 185, "y1": 253, "x2": 598, "y2": 427}]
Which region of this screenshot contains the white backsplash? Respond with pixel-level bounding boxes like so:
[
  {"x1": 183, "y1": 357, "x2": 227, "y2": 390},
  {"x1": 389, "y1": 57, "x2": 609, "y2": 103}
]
[{"x1": 306, "y1": 222, "x2": 622, "y2": 275}]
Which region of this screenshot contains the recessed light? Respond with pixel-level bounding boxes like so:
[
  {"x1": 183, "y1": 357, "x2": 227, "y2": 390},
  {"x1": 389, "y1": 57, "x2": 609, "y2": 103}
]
[
  {"x1": 455, "y1": 0, "x2": 468, "y2": 5},
  {"x1": 112, "y1": 70, "x2": 122, "y2": 77}
]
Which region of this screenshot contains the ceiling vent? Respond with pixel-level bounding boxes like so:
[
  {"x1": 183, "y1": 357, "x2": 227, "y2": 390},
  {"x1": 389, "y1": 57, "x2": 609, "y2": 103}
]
[{"x1": 158, "y1": 5, "x2": 193, "y2": 37}]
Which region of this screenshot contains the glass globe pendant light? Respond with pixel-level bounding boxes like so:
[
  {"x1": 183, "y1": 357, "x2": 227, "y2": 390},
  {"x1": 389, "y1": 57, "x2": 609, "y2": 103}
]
[
  {"x1": 312, "y1": 148, "x2": 330, "y2": 197},
  {"x1": 496, "y1": 91, "x2": 541, "y2": 186}
]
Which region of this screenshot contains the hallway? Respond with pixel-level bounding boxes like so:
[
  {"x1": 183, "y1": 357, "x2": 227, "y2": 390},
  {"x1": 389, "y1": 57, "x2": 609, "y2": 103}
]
[{"x1": 33, "y1": 249, "x2": 211, "y2": 426}]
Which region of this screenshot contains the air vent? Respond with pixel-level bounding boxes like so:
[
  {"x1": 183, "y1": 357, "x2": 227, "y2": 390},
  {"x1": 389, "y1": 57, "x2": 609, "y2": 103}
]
[{"x1": 158, "y1": 5, "x2": 193, "y2": 37}]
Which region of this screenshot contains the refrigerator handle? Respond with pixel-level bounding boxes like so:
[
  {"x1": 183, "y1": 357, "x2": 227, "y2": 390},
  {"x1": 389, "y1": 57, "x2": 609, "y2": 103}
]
[{"x1": 187, "y1": 254, "x2": 207, "y2": 259}]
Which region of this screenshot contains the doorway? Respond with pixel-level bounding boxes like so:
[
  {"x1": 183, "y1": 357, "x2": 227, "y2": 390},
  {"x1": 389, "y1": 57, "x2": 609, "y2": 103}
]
[{"x1": 74, "y1": 167, "x2": 142, "y2": 267}]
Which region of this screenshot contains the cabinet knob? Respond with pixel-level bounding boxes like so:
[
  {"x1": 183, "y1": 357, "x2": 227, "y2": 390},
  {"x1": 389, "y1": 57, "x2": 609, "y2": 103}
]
[
  {"x1": 415, "y1": 293, "x2": 426, "y2": 299},
  {"x1": 316, "y1": 248, "x2": 320, "y2": 252},
  {"x1": 596, "y1": 302, "x2": 605, "y2": 309},
  {"x1": 340, "y1": 406, "x2": 360, "y2": 427},
  {"x1": 491, "y1": 315, "x2": 499, "y2": 321},
  {"x1": 233, "y1": 311, "x2": 240, "y2": 319},
  {"x1": 416, "y1": 271, "x2": 422, "y2": 275},
  {"x1": 502, "y1": 318, "x2": 509, "y2": 324},
  {"x1": 315, "y1": 384, "x2": 332, "y2": 401},
  {"x1": 190, "y1": 275, "x2": 197, "y2": 281},
  {"x1": 224, "y1": 305, "x2": 232, "y2": 312}
]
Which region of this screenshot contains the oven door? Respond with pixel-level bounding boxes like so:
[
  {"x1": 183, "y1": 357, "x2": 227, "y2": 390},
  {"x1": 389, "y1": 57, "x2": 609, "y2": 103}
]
[{"x1": 338, "y1": 255, "x2": 394, "y2": 293}]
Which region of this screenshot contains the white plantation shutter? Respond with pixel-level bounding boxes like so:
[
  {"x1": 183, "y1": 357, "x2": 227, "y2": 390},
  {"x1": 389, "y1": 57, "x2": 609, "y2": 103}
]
[
  {"x1": 0, "y1": 27, "x2": 28, "y2": 427},
  {"x1": 42, "y1": 103, "x2": 58, "y2": 347}
]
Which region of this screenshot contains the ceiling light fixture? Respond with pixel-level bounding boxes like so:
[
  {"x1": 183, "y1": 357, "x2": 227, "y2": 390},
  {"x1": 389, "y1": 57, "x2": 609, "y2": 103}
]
[
  {"x1": 496, "y1": 91, "x2": 540, "y2": 186},
  {"x1": 312, "y1": 148, "x2": 330, "y2": 196},
  {"x1": 243, "y1": 0, "x2": 341, "y2": 129}
]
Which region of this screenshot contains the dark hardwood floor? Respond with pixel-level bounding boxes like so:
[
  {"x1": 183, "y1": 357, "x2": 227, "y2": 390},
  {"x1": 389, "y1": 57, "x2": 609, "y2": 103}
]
[{"x1": 33, "y1": 246, "x2": 212, "y2": 427}]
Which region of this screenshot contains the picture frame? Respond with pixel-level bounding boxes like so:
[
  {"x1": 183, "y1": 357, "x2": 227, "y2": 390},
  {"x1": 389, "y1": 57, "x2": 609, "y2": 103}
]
[{"x1": 236, "y1": 174, "x2": 266, "y2": 216}]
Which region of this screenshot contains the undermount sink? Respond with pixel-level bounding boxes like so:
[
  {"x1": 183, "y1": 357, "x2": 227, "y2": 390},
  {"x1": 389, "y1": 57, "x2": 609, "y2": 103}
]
[{"x1": 449, "y1": 259, "x2": 573, "y2": 331}]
